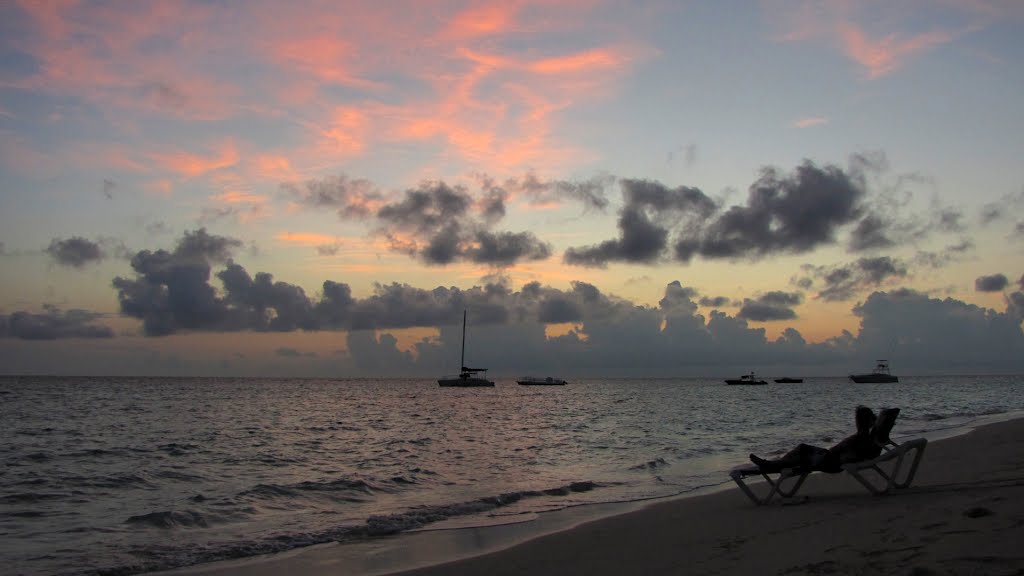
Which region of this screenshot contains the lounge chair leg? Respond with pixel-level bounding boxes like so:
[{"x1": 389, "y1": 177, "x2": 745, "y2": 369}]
[{"x1": 730, "y1": 470, "x2": 807, "y2": 505}]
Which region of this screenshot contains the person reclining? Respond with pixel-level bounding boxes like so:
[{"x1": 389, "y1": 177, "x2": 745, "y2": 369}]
[{"x1": 749, "y1": 405, "x2": 883, "y2": 474}]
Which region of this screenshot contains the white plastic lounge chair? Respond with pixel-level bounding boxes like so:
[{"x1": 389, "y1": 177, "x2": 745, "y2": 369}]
[{"x1": 729, "y1": 408, "x2": 927, "y2": 505}]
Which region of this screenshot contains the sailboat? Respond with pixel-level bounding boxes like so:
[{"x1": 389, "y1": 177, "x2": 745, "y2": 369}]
[{"x1": 438, "y1": 310, "x2": 495, "y2": 387}]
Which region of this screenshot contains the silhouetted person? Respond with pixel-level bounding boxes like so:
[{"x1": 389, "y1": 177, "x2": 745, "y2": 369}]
[{"x1": 749, "y1": 406, "x2": 884, "y2": 474}]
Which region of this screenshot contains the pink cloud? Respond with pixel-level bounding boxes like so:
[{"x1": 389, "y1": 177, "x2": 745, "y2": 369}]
[
  {"x1": 839, "y1": 24, "x2": 956, "y2": 78},
  {"x1": 12, "y1": 1, "x2": 237, "y2": 120},
  {"x1": 151, "y1": 140, "x2": 239, "y2": 178},
  {"x1": 7, "y1": 1, "x2": 654, "y2": 184},
  {"x1": 769, "y1": 2, "x2": 980, "y2": 79},
  {"x1": 211, "y1": 191, "x2": 268, "y2": 205},
  {"x1": 441, "y1": 3, "x2": 519, "y2": 40}
]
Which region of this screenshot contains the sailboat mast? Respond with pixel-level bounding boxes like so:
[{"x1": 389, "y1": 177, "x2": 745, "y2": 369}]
[{"x1": 460, "y1": 310, "x2": 466, "y2": 369}]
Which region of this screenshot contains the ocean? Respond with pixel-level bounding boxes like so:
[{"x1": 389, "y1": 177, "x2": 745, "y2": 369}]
[{"x1": 1, "y1": 374, "x2": 1022, "y2": 575}]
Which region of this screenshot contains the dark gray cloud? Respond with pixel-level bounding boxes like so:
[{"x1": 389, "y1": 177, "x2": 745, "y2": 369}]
[
  {"x1": 566, "y1": 179, "x2": 717, "y2": 266},
  {"x1": 913, "y1": 239, "x2": 974, "y2": 269},
  {"x1": 537, "y1": 297, "x2": 583, "y2": 324},
  {"x1": 482, "y1": 172, "x2": 615, "y2": 212},
  {"x1": 935, "y1": 207, "x2": 966, "y2": 233},
  {"x1": 17, "y1": 265, "x2": 1024, "y2": 376},
  {"x1": 671, "y1": 160, "x2": 868, "y2": 264},
  {"x1": 658, "y1": 281, "x2": 699, "y2": 316},
  {"x1": 217, "y1": 261, "x2": 319, "y2": 332},
  {"x1": 844, "y1": 165, "x2": 968, "y2": 252},
  {"x1": 288, "y1": 173, "x2": 612, "y2": 266},
  {"x1": 375, "y1": 182, "x2": 552, "y2": 267},
  {"x1": 980, "y1": 189, "x2": 1024, "y2": 225},
  {"x1": 699, "y1": 296, "x2": 731, "y2": 308},
  {"x1": 564, "y1": 207, "x2": 668, "y2": 266},
  {"x1": 798, "y1": 256, "x2": 908, "y2": 302},
  {"x1": 46, "y1": 237, "x2": 105, "y2": 268},
  {"x1": 175, "y1": 228, "x2": 241, "y2": 263},
  {"x1": 852, "y1": 289, "x2": 1024, "y2": 368},
  {"x1": 0, "y1": 305, "x2": 114, "y2": 340},
  {"x1": 112, "y1": 229, "x2": 244, "y2": 335},
  {"x1": 1009, "y1": 291, "x2": 1024, "y2": 320},
  {"x1": 847, "y1": 213, "x2": 894, "y2": 251},
  {"x1": 975, "y1": 273, "x2": 1009, "y2": 292},
  {"x1": 111, "y1": 231, "x2": 639, "y2": 337},
  {"x1": 465, "y1": 230, "x2": 551, "y2": 266},
  {"x1": 103, "y1": 179, "x2": 116, "y2": 199},
  {"x1": 283, "y1": 174, "x2": 382, "y2": 218},
  {"x1": 737, "y1": 291, "x2": 803, "y2": 322},
  {"x1": 378, "y1": 182, "x2": 471, "y2": 235}
]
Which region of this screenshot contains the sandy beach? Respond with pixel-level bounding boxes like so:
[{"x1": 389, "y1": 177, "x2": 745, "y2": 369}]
[{"x1": 172, "y1": 417, "x2": 1024, "y2": 576}]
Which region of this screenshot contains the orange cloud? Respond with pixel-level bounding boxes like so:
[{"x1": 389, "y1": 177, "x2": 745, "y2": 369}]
[
  {"x1": 275, "y1": 232, "x2": 346, "y2": 246},
  {"x1": 152, "y1": 140, "x2": 238, "y2": 178},
  {"x1": 252, "y1": 154, "x2": 300, "y2": 182},
  {"x1": 211, "y1": 191, "x2": 268, "y2": 205}
]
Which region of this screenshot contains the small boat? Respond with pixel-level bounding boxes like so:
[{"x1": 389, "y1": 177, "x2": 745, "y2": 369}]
[
  {"x1": 438, "y1": 311, "x2": 494, "y2": 387},
  {"x1": 849, "y1": 360, "x2": 898, "y2": 383},
  {"x1": 774, "y1": 377, "x2": 803, "y2": 383},
  {"x1": 517, "y1": 376, "x2": 568, "y2": 386},
  {"x1": 725, "y1": 372, "x2": 767, "y2": 385}
]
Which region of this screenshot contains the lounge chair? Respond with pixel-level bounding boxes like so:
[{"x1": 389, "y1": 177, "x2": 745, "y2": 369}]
[{"x1": 729, "y1": 408, "x2": 928, "y2": 505}]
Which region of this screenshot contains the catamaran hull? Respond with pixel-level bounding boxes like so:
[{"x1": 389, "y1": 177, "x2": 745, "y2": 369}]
[{"x1": 438, "y1": 378, "x2": 494, "y2": 387}]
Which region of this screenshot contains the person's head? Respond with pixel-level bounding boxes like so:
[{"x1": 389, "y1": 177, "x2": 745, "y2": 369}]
[{"x1": 855, "y1": 405, "x2": 877, "y2": 434}]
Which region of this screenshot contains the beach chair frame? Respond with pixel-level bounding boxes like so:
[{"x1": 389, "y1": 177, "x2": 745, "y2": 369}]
[
  {"x1": 841, "y1": 437, "x2": 928, "y2": 495},
  {"x1": 729, "y1": 465, "x2": 813, "y2": 505},
  {"x1": 729, "y1": 408, "x2": 928, "y2": 505}
]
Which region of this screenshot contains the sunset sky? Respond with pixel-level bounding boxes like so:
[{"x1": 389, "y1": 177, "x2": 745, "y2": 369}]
[{"x1": 1, "y1": 0, "x2": 1023, "y2": 377}]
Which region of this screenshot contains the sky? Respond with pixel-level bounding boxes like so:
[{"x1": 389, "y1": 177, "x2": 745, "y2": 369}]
[{"x1": 1, "y1": 0, "x2": 1023, "y2": 378}]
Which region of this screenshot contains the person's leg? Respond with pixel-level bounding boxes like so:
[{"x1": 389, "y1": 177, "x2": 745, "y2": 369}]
[{"x1": 750, "y1": 443, "x2": 824, "y2": 472}]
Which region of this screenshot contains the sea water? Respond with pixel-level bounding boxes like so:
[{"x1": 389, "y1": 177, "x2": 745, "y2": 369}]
[{"x1": 1, "y1": 374, "x2": 1022, "y2": 575}]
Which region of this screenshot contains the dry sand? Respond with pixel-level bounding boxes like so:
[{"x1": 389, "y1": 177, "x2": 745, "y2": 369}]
[{"x1": 170, "y1": 417, "x2": 1024, "y2": 576}]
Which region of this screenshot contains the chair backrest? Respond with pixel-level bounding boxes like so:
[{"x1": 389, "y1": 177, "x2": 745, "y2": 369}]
[{"x1": 871, "y1": 408, "x2": 901, "y2": 446}]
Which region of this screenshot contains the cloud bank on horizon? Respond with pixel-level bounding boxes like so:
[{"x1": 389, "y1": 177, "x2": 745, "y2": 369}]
[{"x1": 1, "y1": 1, "x2": 1023, "y2": 376}]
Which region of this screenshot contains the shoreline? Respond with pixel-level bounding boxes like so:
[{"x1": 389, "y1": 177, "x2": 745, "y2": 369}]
[{"x1": 164, "y1": 411, "x2": 1024, "y2": 576}]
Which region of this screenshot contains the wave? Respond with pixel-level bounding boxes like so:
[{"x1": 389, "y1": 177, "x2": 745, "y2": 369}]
[
  {"x1": 151, "y1": 469, "x2": 207, "y2": 482},
  {"x1": 97, "y1": 478, "x2": 607, "y2": 574},
  {"x1": 157, "y1": 443, "x2": 200, "y2": 456},
  {"x1": 237, "y1": 477, "x2": 380, "y2": 504},
  {"x1": 125, "y1": 510, "x2": 211, "y2": 529},
  {"x1": 0, "y1": 492, "x2": 68, "y2": 504},
  {"x1": 630, "y1": 457, "x2": 668, "y2": 470},
  {"x1": 62, "y1": 474, "x2": 156, "y2": 489}
]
